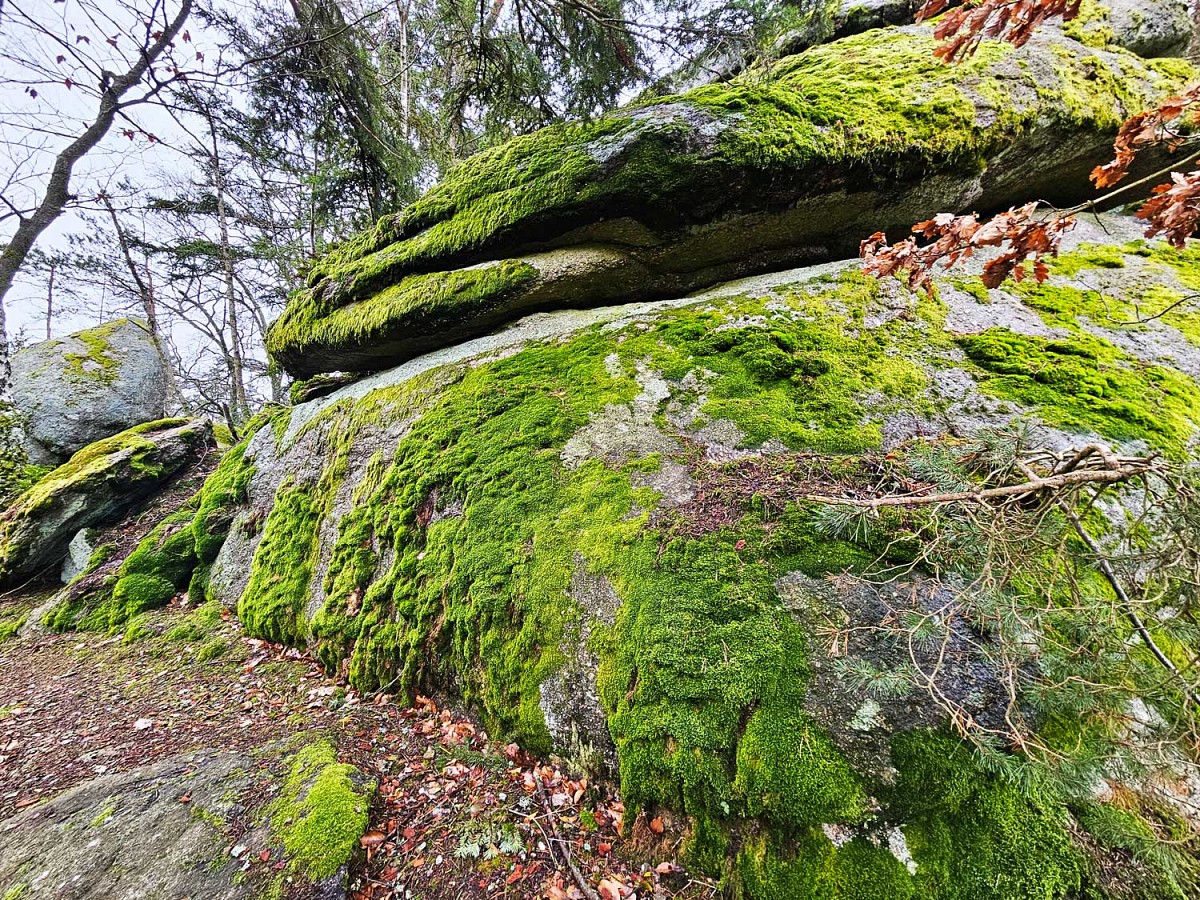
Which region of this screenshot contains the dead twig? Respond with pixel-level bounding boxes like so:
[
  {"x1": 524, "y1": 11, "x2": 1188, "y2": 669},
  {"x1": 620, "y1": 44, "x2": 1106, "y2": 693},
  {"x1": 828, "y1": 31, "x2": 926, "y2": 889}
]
[{"x1": 532, "y1": 768, "x2": 601, "y2": 900}]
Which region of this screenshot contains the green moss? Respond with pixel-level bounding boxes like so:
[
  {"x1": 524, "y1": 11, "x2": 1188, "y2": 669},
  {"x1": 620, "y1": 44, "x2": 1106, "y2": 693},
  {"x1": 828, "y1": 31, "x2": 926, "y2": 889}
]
[
  {"x1": 59, "y1": 318, "x2": 140, "y2": 385},
  {"x1": 734, "y1": 708, "x2": 867, "y2": 831},
  {"x1": 237, "y1": 272, "x2": 1200, "y2": 897},
  {"x1": 2, "y1": 884, "x2": 28, "y2": 900},
  {"x1": 165, "y1": 600, "x2": 225, "y2": 642},
  {"x1": 9, "y1": 418, "x2": 188, "y2": 515},
  {"x1": 89, "y1": 800, "x2": 118, "y2": 827},
  {"x1": 888, "y1": 732, "x2": 1082, "y2": 900},
  {"x1": 272, "y1": 26, "x2": 1191, "y2": 372},
  {"x1": 196, "y1": 637, "x2": 229, "y2": 662},
  {"x1": 0, "y1": 614, "x2": 25, "y2": 643},
  {"x1": 268, "y1": 259, "x2": 539, "y2": 369},
  {"x1": 121, "y1": 614, "x2": 156, "y2": 643},
  {"x1": 270, "y1": 740, "x2": 373, "y2": 882},
  {"x1": 1062, "y1": 0, "x2": 1117, "y2": 50},
  {"x1": 1073, "y1": 802, "x2": 1199, "y2": 898},
  {"x1": 238, "y1": 482, "x2": 322, "y2": 645},
  {"x1": 738, "y1": 832, "x2": 916, "y2": 900},
  {"x1": 958, "y1": 328, "x2": 1200, "y2": 457}
]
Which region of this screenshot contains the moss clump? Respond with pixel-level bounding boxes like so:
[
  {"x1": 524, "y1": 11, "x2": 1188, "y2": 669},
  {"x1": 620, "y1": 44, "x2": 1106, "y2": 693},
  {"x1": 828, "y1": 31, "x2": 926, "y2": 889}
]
[
  {"x1": 888, "y1": 732, "x2": 1082, "y2": 900},
  {"x1": 270, "y1": 740, "x2": 373, "y2": 882},
  {"x1": 958, "y1": 328, "x2": 1200, "y2": 457},
  {"x1": 44, "y1": 412, "x2": 271, "y2": 633},
  {"x1": 165, "y1": 600, "x2": 225, "y2": 643},
  {"x1": 236, "y1": 271, "x2": 1198, "y2": 896},
  {"x1": 268, "y1": 260, "x2": 538, "y2": 370},
  {"x1": 238, "y1": 483, "x2": 322, "y2": 645},
  {"x1": 738, "y1": 832, "x2": 917, "y2": 900},
  {"x1": 10, "y1": 418, "x2": 189, "y2": 514},
  {"x1": 734, "y1": 708, "x2": 868, "y2": 830}
]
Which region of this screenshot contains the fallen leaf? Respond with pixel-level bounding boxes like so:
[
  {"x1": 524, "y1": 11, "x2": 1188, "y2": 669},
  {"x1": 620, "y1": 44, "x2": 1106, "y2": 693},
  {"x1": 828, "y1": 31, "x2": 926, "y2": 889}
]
[{"x1": 360, "y1": 830, "x2": 387, "y2": 849}]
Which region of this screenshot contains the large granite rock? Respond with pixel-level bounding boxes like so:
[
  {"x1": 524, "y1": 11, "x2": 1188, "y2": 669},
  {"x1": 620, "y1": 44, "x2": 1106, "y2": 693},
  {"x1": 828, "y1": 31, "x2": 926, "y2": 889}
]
[
  {"x1": 267, "y1": 23, "x2": 1192, "y2": 377},
  {"x1": 0, "y1": 741, "x2": 373, "y2": 900},
  {"x1": 12, "y1": 318, "x2": 170, "y2": 464},
  {"x1": 114, "y1": 212, "x2": 1200, "y2": 897},
  {"x1": 0, "y1": 419, "x2": 213, "y2": 585}
]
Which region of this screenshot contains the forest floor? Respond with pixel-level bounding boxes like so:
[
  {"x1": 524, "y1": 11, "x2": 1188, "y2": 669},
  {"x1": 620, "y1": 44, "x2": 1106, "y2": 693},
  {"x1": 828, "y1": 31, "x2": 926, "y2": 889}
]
[{"x1": 0, "y1": 590, "x2": 718, "y2": 900}]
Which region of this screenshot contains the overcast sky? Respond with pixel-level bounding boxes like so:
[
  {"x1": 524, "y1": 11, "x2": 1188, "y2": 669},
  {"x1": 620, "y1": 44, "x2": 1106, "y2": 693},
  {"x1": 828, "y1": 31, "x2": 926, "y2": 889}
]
[{"x1": 0, "y1": 0, "x2": 229, "y2": 340}]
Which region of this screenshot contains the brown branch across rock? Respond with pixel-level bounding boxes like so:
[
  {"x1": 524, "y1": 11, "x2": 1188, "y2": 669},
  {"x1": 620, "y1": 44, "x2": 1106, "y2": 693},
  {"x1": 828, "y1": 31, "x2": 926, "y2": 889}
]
[{"x1": 796, "y1": 455, "x2": 1156, "y2": 510}]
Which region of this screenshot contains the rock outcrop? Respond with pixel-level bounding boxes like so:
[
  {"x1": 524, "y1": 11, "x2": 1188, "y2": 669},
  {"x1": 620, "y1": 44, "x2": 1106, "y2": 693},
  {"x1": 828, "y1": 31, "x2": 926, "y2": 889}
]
[
  {"x1": 1066, "y1": 0, "x2": 1194, "y2": 59},
  {"x1": 11, "y1": 318, "x2": 170, "y2": 464},
  {"x1": 268, "y1": 22, "x2": 1191, "y2": 377},
  {"x1": 46, "y1": 20, "x2": 1200, "y2": 900},
  {"x1": 0, "y1": 419, "x2": 213, "y2": 585},
  {"x1": 96, "y1": 212, "x2": 1200, "y2": 898}
]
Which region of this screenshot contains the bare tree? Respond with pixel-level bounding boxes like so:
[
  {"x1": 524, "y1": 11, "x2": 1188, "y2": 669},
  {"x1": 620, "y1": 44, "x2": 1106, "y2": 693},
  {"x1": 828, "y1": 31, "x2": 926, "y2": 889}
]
[{"x1": 0, "y1": 0, "x2": 194, "y2": 469}]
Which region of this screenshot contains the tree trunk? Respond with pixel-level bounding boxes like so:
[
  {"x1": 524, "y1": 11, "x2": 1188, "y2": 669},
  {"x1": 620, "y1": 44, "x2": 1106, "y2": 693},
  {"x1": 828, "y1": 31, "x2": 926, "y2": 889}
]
[
  {"x1": 100, "y1": 195, "x2": 186, "y2": 412},
  {"x1": 0, "y1": 0, "x2": 192, "y2": 474},
  {"x1": 45, "y1": 261, "x2": 55, "y2": 340},
  {"x1": 208, "y1": 126, "x2": 250, "y2": 422}
]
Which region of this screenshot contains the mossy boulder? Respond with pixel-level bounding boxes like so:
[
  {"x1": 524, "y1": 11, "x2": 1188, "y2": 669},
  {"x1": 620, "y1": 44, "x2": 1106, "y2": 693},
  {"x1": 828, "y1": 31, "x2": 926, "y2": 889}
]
[
  {"x1": 0, "y1": 419, "x2": 214, "y2": 586},
  {"x1": 122, "y1": 214, "x2": 1199, "y2": 898},
  {"x1": 11, "y1": 318, "x2": 170, "y2": 464},
  {"x1": 269, "y1": 22, "x2": 1194, "y2": 376}
]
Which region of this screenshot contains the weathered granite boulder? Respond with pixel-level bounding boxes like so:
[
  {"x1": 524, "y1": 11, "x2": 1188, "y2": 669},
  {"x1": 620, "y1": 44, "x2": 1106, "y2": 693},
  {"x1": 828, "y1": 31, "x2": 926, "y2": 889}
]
[
  {"x1": 0, "y1": 740, "x2": 373, "y2": 900},
  {"x1": 0, "y1": 419, "x2": 213, "y2": 585},
  {"x1": 105, "y1": 212, "x2": 1200, "y2": 897},
  {"x1": 12, "y1": 318, "x2": 170, "y2": 464},
  {"x1": 1065, "y1": 0, "x2": 1193, "y2": 59},
  {"x1": 268, "y1": 23, "x2": 1192, "y2": 376}
]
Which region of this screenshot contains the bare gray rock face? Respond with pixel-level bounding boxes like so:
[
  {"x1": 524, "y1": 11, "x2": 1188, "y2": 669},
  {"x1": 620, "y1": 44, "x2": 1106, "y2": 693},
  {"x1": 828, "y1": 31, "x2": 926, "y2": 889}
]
[
  {"x1": 11, "y1": 318, "x2": 169, "y2": 464},
  {"x1": 1068, "y1": 0, "x2": 1193, "y2": 58},
  {"x1": 0, "y1": 749, "x2": 256, "y2": 900}
]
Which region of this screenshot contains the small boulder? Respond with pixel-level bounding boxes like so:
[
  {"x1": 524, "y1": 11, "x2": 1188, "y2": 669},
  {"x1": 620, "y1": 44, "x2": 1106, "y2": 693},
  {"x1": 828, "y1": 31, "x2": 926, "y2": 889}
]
[
  {"x1": 12, "y1": 318, "x2": 169, "y2": 464},
  {"x1": 0, "y1": 419, "x2": 214, "y2": 586}
]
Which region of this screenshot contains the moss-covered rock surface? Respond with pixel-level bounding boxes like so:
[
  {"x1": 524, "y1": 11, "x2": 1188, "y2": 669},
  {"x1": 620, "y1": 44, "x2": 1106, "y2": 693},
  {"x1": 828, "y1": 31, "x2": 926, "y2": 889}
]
[
  {"x1": 269, "y1": 22, "x2": 1194, "y2": 376},
  {"x1": 0, "y1": 419, "x2": 214, "y2": 586},
  {"x1": 109, "y1": 213, "x2": 1200, "y2": 897}
]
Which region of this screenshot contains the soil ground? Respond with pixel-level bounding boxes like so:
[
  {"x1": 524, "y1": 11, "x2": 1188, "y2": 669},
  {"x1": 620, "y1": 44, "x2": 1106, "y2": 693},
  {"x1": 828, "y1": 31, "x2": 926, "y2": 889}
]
[{"x1": 0, "y1": 590, "x2": 718, "y2": 900}]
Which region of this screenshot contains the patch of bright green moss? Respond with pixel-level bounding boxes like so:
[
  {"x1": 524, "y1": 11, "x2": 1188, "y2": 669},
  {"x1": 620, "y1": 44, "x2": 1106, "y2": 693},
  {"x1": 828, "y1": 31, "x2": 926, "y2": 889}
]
[
  {"x1": 888, "y1": 732, "x2": 1083, "y2": 900},
  {"x1": 89, "y1": 800, "x2": 117, "y2": 827},
  {"x1": 958, "y1": 328, "x2": 1200, "y2": 457},
  {"x1": 270, "y1": 740, "x2": 372, "y2": 882},
  {"x1": 734, "y1": 707, "x2": 868, "y2": 830},
  {"x1": 268, "y1": 260, "x2": 538, "y2": 370},
  {"x1": 242, "y1": 281, "x2": 929, "y2": 884},
  {"x1": 738, "y1": 831, "x2": 917, "y2": 900},
  {"x1": 165, "y1": 600, "x2": 225, "y2": 643},
  {"x1": 60, "y1": 319, "x2": 131, "y2": 385}
]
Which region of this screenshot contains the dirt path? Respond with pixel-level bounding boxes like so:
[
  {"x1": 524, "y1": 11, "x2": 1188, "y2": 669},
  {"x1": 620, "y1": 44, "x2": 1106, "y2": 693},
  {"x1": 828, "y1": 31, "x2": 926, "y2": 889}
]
[{"x1": 0, "y1": 596, "x2": 716, "y2": 900}]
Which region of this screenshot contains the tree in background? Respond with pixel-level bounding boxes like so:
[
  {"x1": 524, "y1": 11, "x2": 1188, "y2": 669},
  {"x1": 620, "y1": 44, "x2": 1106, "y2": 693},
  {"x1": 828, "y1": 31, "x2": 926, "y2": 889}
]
[{"x1": 0, "y1": 0, "x2": 194, "y2": 492}]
